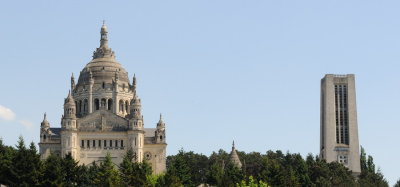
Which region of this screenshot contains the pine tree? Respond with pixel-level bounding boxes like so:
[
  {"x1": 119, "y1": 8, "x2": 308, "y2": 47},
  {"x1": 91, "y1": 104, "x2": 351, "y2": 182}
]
[
  {"x1": 94, "y1": 153, "x2": 120, "y2": 186},
  {"x1": 62, "y1": 153, "x2": 79, "y2": 186},
  {"x1": 0, "y1": 138, "x2": 15, "y2": 185},
  {"x1": 119, "y1": 149, "x2": 152, "y2": 186},
  {"x1": 41, "y1": 152, "x2": 63, "y2": 186},
  {"x1": 9, "y1": 137, "x2": 42, "y2": 186}
]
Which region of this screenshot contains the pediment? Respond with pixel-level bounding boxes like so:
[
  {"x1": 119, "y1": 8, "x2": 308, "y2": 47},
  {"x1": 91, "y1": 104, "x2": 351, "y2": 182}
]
[{"x1": 77, "y1": 110, "x2": 128, "y2": 131}]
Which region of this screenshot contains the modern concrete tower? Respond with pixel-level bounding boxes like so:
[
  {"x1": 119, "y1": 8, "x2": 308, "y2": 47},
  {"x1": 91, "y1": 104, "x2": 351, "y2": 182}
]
[{"x1": 320, "y1": 74, "x2": 361, "y2": 175}]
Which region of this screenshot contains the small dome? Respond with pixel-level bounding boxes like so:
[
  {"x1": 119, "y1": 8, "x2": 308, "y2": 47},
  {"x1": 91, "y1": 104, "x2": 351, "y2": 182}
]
[
  {"x1": 41, "y1": 113, "x2": 50, "y2": 127},
  {"x1": 64, "y1": 91, "x2": 75, "y2": 105},
  {"x1": 157, "y1": 114, "x2": 165, "y2": 128}
]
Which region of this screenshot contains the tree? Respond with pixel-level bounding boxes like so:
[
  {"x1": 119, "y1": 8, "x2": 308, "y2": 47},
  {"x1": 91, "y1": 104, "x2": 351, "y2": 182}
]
[
  {"x1": 0, "y1": 138, "x2": 15, "y2": 185},
  {"x1": 62, "y1": 153, "x2": 79, "y2": 186},
  {"x1": 358, "y1": 147, "x2": 389, "y2": 187},
  {"x1": 119, "y1": 149, "x2": 152, "y2": 186},
  {"x1": 394, "y1": 179, "x2": 400, "y2": 187},
  {"x1": 94, "y1": 153, "x2": 121, "y2": 186},
  {"x1": 9, "y1": 137, "x2": 42, "y2": 186},
  {"x1": 238, "y1": 176, "x2": 270, "y2": 187},
  {"x1": 41, "y1": 152, "x2": 63, "y2": 186},
  {"x1": 166, "y1": 149, "x2": 193, "y2": 186},
  {"x1": 220, "y1": 162, "x2": 244, "y2": 187},
  {"x1": 156, "y1": 172, "x2": 183, "y2": 187}
]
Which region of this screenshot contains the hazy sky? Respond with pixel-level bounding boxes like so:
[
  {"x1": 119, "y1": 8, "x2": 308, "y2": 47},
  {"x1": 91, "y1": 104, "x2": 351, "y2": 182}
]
[{"x1": 0, "y1": 0, "x2": 399, "y2": 184}]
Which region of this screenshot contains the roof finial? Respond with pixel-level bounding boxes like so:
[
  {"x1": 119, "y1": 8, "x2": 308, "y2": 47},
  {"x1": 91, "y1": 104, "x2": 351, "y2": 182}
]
[
  {"x1": 132, "y1": 74, "x2": 137, "y2": 93},
  {"x1": 44, "y1": 112, "x2": 47, "y2": 120},
  {"x1": 160, "y1": 113, "x2": 163, "y2": 121},
  {"x1": 103, "y1": 20, "x2": 105, "y2": 25},
  {"x1": 100, "y1": 21, "x2": 108, "y2": 48},
  {"x1": 232, "y1": 140, "x2": 235, "y2": 149}
]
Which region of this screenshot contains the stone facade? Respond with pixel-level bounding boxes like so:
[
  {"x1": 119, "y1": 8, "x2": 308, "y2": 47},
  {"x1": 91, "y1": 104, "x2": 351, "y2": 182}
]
[
  {"x1": 320, "y1": 74, "x2": 361, "y2": 175},
  {"x1": 39, "y1": 23, "x2": 167, "y2": 174}
]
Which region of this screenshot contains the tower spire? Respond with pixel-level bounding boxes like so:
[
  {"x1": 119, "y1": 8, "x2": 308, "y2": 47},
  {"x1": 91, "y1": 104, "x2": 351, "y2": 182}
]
[
  {"x1": 132, "y1": 74, "x2": 137, "y2": 94},
  {"x1": 71, "y1": 73, "x2": 75, "y2": 91},
  {"x1": 100, "y1": 21, "x2": 108, "y2": 48},
  {"x1": 93, "y1": 22, "x2": 115, "y2": 59}
]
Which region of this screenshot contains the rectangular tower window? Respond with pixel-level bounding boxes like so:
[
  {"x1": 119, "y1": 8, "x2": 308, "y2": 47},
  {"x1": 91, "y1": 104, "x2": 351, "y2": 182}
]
[
  {"x1": 334, "y1": 84, "x2": 349, "y2": 145},
  {"x1": 121, "y1": 140, "x2": 124, "y2": 147},
  {"x1": 87, "y1": 140, "x2": 90, "y2": 148},
  {"x1": 115, "y1": 140, "x2": 118, "y2": 147},
  {"x1": 93, "y1": 140, "x2": 95, "y2": 147},
  {"x1": 104, "y1": 140, "x2": 107, "y2": 147},
  {"x1": 110, "y1": 140, "x2": 112, "y2": 147},
  {"x1": 81, "y1": 140, "x2": 84, "y2": 147},
  {"x1": 98, "y1": 140, "x2": 101, "y2": 147}
]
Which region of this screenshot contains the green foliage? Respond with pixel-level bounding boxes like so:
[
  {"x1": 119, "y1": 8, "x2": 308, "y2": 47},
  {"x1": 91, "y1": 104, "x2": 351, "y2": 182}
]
[
  {"x1": 237, "y1": 176, "x2": 270, "y2": 187},
  {"x1": 0, "y1": 138, "x2": 15, "y2": 185},
  {"x1": 41, "y1": 152, "x2": 63, "y2": 186},
  {"x1": 167, "y1": 149, "x2": 208, "y2": 186},
  {"x1": 358, "y1": 147, "x2": 389, "y2": 187},
  {"x1": 394, "y1": 179, "x2": 400, "y2": 187},
  {"x1": 120, "y1": 149, "x2": 153, "y2": 186},
  {"x1": 0, "y1": 137, "x2": 396, "y2": 187},
  {"x1": 94, "y1": 152, "x2": 121, "y2": 186},
  {"x1": 9, "y1": 136, "x2": 42, "y2": 186}
]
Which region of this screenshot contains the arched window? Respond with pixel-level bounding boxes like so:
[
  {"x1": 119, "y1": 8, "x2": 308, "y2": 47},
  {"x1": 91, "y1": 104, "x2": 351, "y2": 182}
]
[
  {"x1": 94, "y1": 99, "x2": 100, "y2": 110},
  {"x1": 84, "y1": 99, "x2": 88, "y2": 113},
  {"x1": 125, "y1": 101, "x2": 129, "y2": 113},
  {"x1": 119, "y1": 100, "x2": 124, "y2": 113},
  {"x1": 101, "y1": 98, "x2": 106, "y2": 109},
  {"x1": 78, "y1": 100, "x2": 82, "y2": 115},
  {"x1": 102, "y1": 82, "x2": 105, "y2": 89},
  {"x1": 43, "y1": 135, "x2": 46, "y2": 140},
  {"x1": 108, "y1": 99, "x2": 113, "y2": 111}
]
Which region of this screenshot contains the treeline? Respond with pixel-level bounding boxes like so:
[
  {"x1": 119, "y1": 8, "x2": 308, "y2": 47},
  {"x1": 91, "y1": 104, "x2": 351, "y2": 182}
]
[{"x1": 0, "y1": 137, "x2": 397, "y2": 187}]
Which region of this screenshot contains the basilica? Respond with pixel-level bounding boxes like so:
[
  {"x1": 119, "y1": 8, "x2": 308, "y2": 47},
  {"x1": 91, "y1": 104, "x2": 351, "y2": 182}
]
[{"x1": 38, "y1": 23, "x2": 167, "y2": 174}]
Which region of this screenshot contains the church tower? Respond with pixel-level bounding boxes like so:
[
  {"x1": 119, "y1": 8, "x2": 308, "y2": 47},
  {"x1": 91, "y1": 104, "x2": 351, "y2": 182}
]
[
  {"x1": 320, "y1": 74, "x2": 361, "y2": 175},
  {"x1": 60, "y1": 91, "x2": 78, "y2": 159},
  {"x1": 127, "y1": 79, "x2": 145, "y2": 162},
  {"x1": 229, "y1": 141, "x2": 242, "y2": 169}
]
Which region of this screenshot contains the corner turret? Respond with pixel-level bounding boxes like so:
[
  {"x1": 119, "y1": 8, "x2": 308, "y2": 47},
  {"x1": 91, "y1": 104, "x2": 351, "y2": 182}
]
[
  {"x1": 41, "y1": 113, "x2": 50, "y2": 130},
  {"x1": 155, "y1": 114, "x2": 166, "y2": 144},
  {"x1": 62, "y1": 91, "x2": 77, "y2": 130}
]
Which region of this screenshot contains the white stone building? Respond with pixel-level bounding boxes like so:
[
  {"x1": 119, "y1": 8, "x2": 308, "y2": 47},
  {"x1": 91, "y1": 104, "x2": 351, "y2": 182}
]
[
  {"x1": 39, "y1": 23, "x2": 167, "y2": 174},
  {"x1": 320, "y1": 74, "x2": 361, "y2": 175}
]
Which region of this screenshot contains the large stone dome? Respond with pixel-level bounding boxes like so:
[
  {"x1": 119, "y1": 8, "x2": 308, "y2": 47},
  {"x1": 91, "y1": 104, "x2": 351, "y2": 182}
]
[
  {"x1": 71, "y1": 23, "x2": 135, "y2": 118},
  {"x1": 77, "y1": 58, "x2": 130, "y2": 88}
]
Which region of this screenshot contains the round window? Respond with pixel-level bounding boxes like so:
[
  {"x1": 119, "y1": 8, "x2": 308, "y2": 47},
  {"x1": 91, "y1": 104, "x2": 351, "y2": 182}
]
[{"x1": 145, "y1": 152, "x2": 152, "y2": 160}]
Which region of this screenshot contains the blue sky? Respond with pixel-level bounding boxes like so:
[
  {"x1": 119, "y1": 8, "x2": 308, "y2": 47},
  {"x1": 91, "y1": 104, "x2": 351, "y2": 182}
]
[{"x1": 0, "y1": 0, "x2": 399, "y2": 184}]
